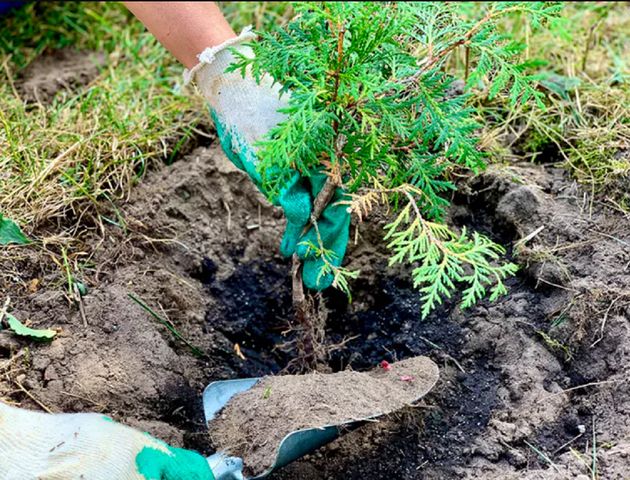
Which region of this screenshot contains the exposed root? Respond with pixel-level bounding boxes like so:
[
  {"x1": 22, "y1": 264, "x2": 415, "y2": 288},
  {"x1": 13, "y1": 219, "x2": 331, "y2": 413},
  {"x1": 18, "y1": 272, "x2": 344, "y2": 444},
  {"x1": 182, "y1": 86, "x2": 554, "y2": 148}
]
[
  {"x1": 291, "y1": 177, "x2": 338, "y2": 370},
  {"x1": 287, "y1": 289, "x2": 328, "y2": 372}
]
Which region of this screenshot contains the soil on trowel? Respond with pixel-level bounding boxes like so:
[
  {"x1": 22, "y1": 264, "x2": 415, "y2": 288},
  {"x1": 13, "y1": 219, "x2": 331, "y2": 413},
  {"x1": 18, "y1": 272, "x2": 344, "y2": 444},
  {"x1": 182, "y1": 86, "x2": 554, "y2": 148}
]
[{"x1": 209, "y1": 357, "x2": 439, "y2": 477}]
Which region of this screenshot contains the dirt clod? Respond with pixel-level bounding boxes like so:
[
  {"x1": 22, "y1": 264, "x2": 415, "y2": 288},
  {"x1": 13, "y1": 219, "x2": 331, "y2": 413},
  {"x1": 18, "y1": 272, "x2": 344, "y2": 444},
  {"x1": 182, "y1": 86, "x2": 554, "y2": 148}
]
[{"x1": 208, "y1": 357, "x2": 439, "y2": 477}]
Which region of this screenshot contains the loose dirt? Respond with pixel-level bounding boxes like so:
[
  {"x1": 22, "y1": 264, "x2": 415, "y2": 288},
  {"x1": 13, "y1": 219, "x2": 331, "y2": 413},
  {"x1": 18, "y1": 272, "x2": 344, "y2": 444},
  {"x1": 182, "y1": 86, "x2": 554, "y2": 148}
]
[
  {"x1": 18, "y1": 49, "x2": 105, "y2": 104},
  {"x1": 209, "y1": 357, "x2": 439, "y2": 476},
  {"x1": 1, "y1": 64, "x2": 629, "y2": 478}
]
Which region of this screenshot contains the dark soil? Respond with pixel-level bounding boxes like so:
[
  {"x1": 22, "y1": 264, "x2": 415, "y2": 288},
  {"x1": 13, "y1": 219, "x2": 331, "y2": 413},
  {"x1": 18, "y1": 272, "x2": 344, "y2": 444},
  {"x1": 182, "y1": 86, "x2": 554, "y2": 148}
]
[
  {"x1": 209, "y1": 357, "x2": 439, "y2": 477},
  {"x1": 2, "y1": 137, "x2": 629, "y2": 478}
]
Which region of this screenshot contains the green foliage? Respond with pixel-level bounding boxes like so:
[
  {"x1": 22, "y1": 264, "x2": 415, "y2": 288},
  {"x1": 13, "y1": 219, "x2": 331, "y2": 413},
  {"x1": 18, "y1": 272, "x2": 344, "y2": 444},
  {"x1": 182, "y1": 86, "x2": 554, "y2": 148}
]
[
  {"x1": 384, "y1": 200, "x2": 518, "y2": 318},
  {"x1": 0, "y1": 214, "x2": 30, "y2": 245},
  {"x1": 301, "y1": 240, "x2": 360, "y2": 300},
  {"x1": 2, "y1": 313, "x2": 57, "y2": 341},
  {"x1": 236, "y1": 2, "x2": 559, "y2": 316}
]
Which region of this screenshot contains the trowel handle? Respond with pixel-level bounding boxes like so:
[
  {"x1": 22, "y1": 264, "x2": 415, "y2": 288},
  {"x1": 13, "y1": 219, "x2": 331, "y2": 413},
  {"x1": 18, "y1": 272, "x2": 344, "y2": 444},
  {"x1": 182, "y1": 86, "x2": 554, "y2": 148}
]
[{"x1": 207, "y1": 452, "x2": 245, "y2": 480}]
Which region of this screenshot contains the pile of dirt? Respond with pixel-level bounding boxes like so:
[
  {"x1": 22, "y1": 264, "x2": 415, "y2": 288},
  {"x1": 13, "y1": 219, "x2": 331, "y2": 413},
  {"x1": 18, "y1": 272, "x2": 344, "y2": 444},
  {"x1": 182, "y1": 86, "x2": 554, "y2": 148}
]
[{"x1": 209, "y1": 357, "x2": 439, "y2": 476}]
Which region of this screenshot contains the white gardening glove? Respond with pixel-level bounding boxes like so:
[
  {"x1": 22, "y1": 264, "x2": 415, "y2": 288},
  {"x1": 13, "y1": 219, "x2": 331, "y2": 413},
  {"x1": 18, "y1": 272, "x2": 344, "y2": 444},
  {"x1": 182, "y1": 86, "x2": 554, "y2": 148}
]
[
  {"x1": 0, "y1": 401, "x2": 219, "y2": 480},
  {"x1": 183, "y1": 26, "x2": 287, "y2": 185},
  {"x1": 184, "y1": 28, "x2": 352, "y2": 290}
]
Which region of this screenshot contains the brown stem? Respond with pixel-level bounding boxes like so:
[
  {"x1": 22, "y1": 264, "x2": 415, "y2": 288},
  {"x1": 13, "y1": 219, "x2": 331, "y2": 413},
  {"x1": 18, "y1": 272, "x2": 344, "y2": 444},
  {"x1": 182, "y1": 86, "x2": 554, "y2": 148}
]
[
  {"x1": 464, "y1": 45, "x2": 471, "y2": 83},
  {"x1": 291, "y1": 255, "x2": 310, "y2": 359},
  {"x1": 331, "y1": 25, "x2": 345, "y2": 104},
  {"x1": 377, "y1": 5, "x2": 523, "y2": 100},
  {"x1": 419, "y1": 6, "x2": 521, "y2": 76},
  {"x1": 330, "y1": 24, "x2": 346, "y2": 135},
  {"x1": 312, "y1": 177, "x2": 338, "y2": 220}
]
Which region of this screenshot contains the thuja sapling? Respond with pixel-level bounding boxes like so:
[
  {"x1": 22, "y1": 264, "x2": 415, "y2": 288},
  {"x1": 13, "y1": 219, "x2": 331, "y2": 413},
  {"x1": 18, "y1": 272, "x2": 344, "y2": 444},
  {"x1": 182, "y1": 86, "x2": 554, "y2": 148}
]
[{"x1": 230, "y1": 2, "x2": 561, "y2": 360}]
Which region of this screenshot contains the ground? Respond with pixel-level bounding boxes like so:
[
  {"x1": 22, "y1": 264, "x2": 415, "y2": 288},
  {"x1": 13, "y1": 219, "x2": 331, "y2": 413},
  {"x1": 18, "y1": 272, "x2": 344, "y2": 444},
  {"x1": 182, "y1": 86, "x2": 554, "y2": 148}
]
[
  {"x1": 2, "y1": 117, "x2": 629, "y2": 478},
  {"x1": 1, "y1": 3, "x2": 629, "y2": 480}
]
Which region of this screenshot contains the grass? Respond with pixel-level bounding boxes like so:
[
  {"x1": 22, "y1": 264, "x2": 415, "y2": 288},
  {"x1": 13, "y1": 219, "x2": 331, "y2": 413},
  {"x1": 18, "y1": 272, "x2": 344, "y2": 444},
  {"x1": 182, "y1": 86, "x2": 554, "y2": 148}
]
[
  {"x1": 473, "y1": 2, "x2": 630, "y2": 211},
  {"x1": 0, "y1": 2, "x2": 205, "y2": 236},
  {"x1": 524, "y1": 440, "x2": 563, "y2": 475},
  {"x1": 127, "y1": 292, "x2": 204, "y2": 357},
  {"x1": 220, "y1": 1, "x2": 293, "y2": 31}
]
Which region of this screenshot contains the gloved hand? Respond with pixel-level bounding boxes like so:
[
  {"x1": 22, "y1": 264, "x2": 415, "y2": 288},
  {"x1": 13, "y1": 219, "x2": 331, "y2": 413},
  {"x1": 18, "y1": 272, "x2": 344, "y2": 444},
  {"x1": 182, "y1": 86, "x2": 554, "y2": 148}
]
[
  {"x1": 184, "y1": 28, "x2": 351, "y2": 290},
  {"x1": 0, "y1": 401, "x2": 232, "y2": 480}
]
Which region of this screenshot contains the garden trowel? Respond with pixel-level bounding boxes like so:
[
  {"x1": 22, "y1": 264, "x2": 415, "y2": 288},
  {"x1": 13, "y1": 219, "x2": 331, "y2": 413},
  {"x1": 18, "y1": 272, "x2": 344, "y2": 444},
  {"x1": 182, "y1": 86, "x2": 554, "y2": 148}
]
[{"x1": 202, "y1": 357, "x2": 439, "y2": 479}]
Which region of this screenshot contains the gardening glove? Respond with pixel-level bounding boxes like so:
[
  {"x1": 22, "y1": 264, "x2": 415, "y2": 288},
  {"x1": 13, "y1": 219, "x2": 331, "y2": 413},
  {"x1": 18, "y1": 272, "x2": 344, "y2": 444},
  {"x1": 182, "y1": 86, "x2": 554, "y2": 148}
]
[
  {"x1": 0, "y1": 401, "x2": 236, "y2": 480},
  {"x1": 184, "y1": 27, "x2": 351, "y2": 290}
]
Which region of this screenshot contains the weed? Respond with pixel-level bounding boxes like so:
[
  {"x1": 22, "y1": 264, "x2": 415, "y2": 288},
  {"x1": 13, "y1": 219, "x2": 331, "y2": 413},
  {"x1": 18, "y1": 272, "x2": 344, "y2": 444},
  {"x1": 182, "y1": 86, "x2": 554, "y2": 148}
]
[
  {"x1": 524, "y1": 440, "x2": 562, "y2": 475},
  {"x1": 127, "y1": 292, "x2": 204, "y2": 357},
  {"x1": 536, "y1": 330, "x2": 573, "y2": 362}
]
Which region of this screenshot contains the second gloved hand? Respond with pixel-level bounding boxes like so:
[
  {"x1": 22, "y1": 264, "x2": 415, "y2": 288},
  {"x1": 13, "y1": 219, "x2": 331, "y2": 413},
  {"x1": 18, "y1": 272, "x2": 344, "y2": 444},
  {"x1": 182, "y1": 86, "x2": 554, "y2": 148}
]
[
  {"x1": 0, "y1": 401, "x2": 225, "y2": 480},
  {"x1": 185, "y1": 28, "x2": 350, "y2": 290}
]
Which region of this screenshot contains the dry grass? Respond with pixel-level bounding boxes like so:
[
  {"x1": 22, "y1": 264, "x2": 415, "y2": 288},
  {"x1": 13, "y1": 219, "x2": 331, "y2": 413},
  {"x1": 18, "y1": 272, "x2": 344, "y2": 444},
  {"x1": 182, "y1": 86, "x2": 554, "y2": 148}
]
[
  {"x1": 0, "y1": 2, "x2": 206, "y2": 236},
  {"x1": 475, "y1": 2, "x2": 630, "y2": 210},
  {"x1": 0, "y1": 1, "x2": 292, "y2": 251}
]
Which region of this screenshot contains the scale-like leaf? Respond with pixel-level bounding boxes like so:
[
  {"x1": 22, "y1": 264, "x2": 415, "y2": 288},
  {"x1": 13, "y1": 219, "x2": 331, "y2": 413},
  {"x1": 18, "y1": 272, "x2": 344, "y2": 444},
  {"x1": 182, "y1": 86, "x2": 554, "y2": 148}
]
[{"x1": 234, "y1": 2, "x2": 558, "y2": 315}]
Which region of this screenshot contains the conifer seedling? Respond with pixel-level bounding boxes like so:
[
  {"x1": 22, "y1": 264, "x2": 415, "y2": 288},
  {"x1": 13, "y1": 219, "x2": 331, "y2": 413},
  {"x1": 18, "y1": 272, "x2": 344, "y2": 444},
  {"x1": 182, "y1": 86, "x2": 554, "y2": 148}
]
[{"x1": 231, "y1": 2, "x2": 561, "y2": 364}]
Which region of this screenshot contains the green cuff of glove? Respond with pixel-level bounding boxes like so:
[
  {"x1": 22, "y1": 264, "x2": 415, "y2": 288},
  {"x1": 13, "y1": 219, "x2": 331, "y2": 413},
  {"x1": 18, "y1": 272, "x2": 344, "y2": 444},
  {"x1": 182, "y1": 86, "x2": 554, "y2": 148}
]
[
  {"x1": 278, "y1": 172, "x2": 312, "y2": 256},
  {"x1": 211, "y1": 109, "x2": 262, "y2": 186},
  {"x1": 136, "y1": 443, "x2": 215, "y2": 480}
]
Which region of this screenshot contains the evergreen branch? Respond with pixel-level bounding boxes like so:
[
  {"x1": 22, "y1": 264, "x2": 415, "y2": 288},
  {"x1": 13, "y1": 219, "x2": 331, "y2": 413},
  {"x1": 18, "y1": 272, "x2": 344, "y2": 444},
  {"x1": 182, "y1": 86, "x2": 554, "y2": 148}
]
[
  {"x1": 385, "y1": 190, "x2": 518, "y2": 318},
  {"x1": 412, "y1": 4, "x2": 533, "y2": 77},
  {"x1": 241, "y1": 2, "x2": 556, "y2": 318}
]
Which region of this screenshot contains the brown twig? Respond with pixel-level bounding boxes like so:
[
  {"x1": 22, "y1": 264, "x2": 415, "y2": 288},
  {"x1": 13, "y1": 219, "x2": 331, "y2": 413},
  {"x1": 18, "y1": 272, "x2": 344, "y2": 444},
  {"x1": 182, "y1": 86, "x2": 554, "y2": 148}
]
[
  {"x1": 12, "y1": 377, "x2": 54, "y2": 414},
  {"x1": 330, "y1": 23, "x2": 346, "y2": 135},
  {"x1": 331, "y1": 25, "x2": 346, "y2": 104},
  {"x1": 378, "y1": 5, "x2": 524, "y2": 100},
  {"x1": 464, "y1": 45, "x2": 471, "y2": 83}
]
